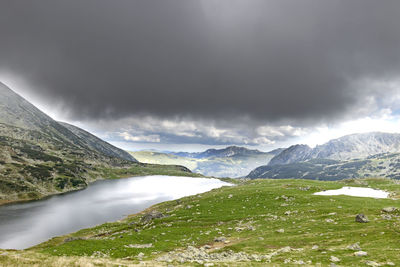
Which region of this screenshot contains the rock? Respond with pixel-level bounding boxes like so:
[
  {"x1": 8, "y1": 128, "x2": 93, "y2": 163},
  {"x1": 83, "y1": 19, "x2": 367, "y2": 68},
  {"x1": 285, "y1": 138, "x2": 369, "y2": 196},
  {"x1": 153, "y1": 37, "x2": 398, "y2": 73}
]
[
  {"x1": 354, "y1": 251, "x2": 368, "y2": 257},
  {"x1": 141, "y1": 211, "x2": 167, "y2": 224},
  {"x1": 276, "y1": 228, "x2": 285, "y2": 233},
  {"x1": 382, "y1": 207, "x2": 397, "y2": 213},
  {"x1": 325, "y1": 219, "x2": 335, "y2": 223},
  {"x1": 228, "y1": 194, "x2": 233, "y2": 198},
  {"x1": 346, "y1": 242, "x2": 361, "y2": 251},
  {"x1": 214, "y1": 236, "x2": 227, "y2": 242},
  {"x1": 330, "y1": 256, "x2": 340, "y2": 262},
  {"x1": 136, "y1": 252, "x2": 145, "y2": 259},
  {"x1": 312, "y1": 245, "x2": 319, "y2": 250},
  {"x1": 386, "y1": 261, "x2": 395, "y2": 266},
  {"x1": 365, "y1": 261, "x2": 380, "y2": 267},
  {"x1": 381, "y1": 214, "x2": 392, "y2": 220},
  {"x1": 204, "y1": 263, "x2": 214, "y2": 267},
  {"x1": 355, "y1": 214, "x2": 369, "y2": 223}
]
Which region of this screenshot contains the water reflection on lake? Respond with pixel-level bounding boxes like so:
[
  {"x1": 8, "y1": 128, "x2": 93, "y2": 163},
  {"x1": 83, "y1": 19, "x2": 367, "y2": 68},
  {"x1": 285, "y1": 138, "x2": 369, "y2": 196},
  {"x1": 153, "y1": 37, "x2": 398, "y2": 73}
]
[{"x1": 0, "y1": 175, "x2": 231, "y2": 249}]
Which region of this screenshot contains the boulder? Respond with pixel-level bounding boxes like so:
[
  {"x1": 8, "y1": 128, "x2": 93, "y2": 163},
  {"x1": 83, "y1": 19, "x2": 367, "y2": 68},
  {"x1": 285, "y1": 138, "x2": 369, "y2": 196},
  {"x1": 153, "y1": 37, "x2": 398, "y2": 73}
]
[{"x1": 355, "y1": 214, "x2": 369, "y2": 223}]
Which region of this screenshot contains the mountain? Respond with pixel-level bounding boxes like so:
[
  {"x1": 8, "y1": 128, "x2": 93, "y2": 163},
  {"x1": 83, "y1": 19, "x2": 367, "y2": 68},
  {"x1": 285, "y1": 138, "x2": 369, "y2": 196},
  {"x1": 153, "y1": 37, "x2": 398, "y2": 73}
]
[
  {"x1": 268, "y1": 132, "x2": 400, "y2": 166},
  {"x1": 59, "y1": 122, "x2": 135, "y2": 162},
  {"x1": 172, "y1": 146, "x2": 282, "y2": 159},
  {"x1": 268, "y1": 144, "x2": 312, "y2": 166},
  {"x1": 131, "y1": 146, "x2": 284, "y2": 178},
  {"x1": 247, "y1": 153, "x2": 400, "y2": 180},
  {"x1": 0, "y1": 82, "x2": 193, "y2": 204}
]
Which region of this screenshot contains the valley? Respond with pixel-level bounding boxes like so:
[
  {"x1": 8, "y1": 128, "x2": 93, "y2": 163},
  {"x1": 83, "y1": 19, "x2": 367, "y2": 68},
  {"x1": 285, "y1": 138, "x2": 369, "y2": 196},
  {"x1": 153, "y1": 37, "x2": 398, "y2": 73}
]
[{"x1": 131, "y1": 147, "x2": 282, "y2": 178}]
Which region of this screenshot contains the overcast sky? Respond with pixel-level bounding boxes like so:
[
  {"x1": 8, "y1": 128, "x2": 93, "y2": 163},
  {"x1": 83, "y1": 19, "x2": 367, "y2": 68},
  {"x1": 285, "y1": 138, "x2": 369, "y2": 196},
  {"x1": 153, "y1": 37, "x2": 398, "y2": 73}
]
[{"x1": 2, "y1": 0, "x2": 400, "y2": 152}]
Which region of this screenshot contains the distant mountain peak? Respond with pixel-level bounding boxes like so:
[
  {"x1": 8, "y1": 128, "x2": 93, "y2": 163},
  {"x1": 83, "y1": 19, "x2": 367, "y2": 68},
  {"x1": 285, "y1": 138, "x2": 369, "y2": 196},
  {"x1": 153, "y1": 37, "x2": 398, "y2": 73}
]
[{"x1": 268, "y1": 132, "x2": 400, "y2": 166}]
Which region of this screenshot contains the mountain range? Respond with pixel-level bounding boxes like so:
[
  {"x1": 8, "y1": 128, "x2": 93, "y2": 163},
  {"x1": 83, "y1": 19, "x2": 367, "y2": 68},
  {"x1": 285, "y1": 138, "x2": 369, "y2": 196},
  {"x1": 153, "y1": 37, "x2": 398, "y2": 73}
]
[
  {"x1": 131, "y1": 146, "x2": 284, "y2": 178},
  {"x1": 268, "y1": 132, "x2": 400, "y2": 166},
  {"x1": 247, "y1": 132, "x2": 400, "y2": 180}
]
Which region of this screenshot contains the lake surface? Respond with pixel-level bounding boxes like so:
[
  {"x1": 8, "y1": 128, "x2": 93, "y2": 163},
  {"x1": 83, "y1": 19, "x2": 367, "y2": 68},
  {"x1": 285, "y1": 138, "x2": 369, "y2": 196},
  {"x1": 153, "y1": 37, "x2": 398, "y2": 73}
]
[{"x1": 0, "y1": 175, "x2": 231, "y2": 249}]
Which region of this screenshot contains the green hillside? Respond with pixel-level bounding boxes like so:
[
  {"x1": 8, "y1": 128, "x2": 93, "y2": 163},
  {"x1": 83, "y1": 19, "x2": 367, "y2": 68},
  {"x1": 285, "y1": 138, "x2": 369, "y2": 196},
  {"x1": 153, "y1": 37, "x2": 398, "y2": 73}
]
[{"x1": 1, "y1": 178, "x2": 399, "y2": 266}]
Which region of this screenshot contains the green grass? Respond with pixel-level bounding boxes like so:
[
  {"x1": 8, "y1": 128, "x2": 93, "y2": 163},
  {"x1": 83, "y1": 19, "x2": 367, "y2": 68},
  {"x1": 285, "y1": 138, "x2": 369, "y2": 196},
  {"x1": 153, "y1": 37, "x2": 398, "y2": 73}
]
[{"x1": 2, "y1": 177, "x2": 398, "y2": 266}]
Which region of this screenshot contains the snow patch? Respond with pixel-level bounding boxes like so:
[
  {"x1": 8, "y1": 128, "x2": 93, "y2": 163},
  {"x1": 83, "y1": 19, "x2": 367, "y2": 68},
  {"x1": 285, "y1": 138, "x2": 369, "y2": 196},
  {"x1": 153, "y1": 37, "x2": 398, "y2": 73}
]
[{"x1": 314, "y1": 186, "x2": 389, "y2": 199}]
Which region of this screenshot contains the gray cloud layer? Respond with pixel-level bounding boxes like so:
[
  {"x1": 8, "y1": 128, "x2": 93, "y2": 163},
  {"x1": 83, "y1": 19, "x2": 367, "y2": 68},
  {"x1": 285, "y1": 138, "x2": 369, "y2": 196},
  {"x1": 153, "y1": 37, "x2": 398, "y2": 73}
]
[{"x1": 1, "y1": 1, "x2": 400, "y2": 129}]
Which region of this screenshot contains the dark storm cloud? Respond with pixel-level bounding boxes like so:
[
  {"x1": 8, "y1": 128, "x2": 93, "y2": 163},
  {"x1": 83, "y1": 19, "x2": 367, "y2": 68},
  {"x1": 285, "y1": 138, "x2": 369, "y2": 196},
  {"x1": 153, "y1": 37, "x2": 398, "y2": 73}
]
[{"x1": 1, "y1": 0, "x2": 400, "y2": 123}]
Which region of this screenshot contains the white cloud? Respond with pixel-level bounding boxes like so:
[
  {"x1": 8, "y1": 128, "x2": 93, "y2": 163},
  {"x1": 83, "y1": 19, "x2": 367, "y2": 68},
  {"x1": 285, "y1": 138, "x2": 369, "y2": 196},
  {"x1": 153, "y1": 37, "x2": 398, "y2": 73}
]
[{"x1": 119, "y1": 132, "x2": 160, "y2": 143}]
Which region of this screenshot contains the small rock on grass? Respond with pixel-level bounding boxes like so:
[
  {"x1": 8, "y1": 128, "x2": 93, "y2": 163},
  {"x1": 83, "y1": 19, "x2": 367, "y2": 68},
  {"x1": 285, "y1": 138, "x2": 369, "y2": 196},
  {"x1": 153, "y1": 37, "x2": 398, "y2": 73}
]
[
  {"x1": 330, "y1": 256, "x2": 340, "y2": 262},
  {"x1": 382, "y1": 207, "x2": 397, "y2": 213},
  {"x1": 355, "y1": 214, "x2": 369, "y2": 223},
  {"x1": 214, "y1": 236, "x2": 227, "y2": 242},
  {"x1": 276, "y1": 228, "x2": 285, "y2": 233},
  {"x1": 354, "y1": 251, "x2": 368, "y2": 257},
  {"x1": 365, "y1": 261, "x2": 380, "y2": 267},
  {"x1": 346, "y1": 242, "x2": 361, "y2": 251}
]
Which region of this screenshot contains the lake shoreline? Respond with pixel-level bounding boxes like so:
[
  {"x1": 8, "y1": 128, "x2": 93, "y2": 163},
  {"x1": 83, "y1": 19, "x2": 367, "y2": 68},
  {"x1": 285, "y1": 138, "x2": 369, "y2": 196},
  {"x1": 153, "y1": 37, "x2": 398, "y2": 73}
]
[
  {"x1": 0, "y1": 175, "x2": 231, "y2": 250},
  {"x1": 0, "y1": 171, "x2": 206, "y2": 207}
]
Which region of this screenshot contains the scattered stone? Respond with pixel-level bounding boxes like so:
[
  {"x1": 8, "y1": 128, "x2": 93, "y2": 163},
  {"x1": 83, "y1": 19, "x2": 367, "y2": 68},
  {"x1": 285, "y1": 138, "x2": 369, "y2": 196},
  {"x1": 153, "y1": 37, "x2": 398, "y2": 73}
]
[
  {"x1": 136, "y1": 252, "x2": 145, "y2": 259},
  {"x1": 365, "y1": 261, "x2": 380, "y2": 267},
  {"x1": 141, "y1": 211, "x2": 167, "y2": 224},
  {"x1": 328, "y1": 212, "x2": 337, "y2": 216},
  {"x1": 124, "y1": 243, "x2": 153, "y2": 248},
  {"x1": 355, "y1": 214, "x2": 369, "y2": 223},
  {"x1": 214, "y1": 236, "x2": 227, "y2": 243},
  {"x1": 204, "y1": 263, "x2": 214, "y2": 267},
  {"x1": 157, "y1": 245, "x2": 299, "y2": 263},
  {"x1": 382, "y1": 207, "x2": 397, "y2": 213},
  {"x1": 386, "y1": 261, "x2": 395, "y2": 266},
  {"x1": 330, "y1": 256, "x2": 340, "y2": 262},
  {"x1": 325, "y1": 219, "x2": 335, "y2": 223},
  {"x1": 228, "y1": 194, "x2": 233, "y2": 198},
  {"x1": 312, "y1": 245, "x2": 319, "y2": 250},
  {"x1": 346, "y1": 242, "x2": 361, "y2": 251},
  {"x1": 354, "y1": 251, "x2": 368, "y2": 257},
  {"x1": 299, "y1": 186, "x2": 311, "y2": 191},
  {"x1": 381, "y1": 214, "x2": 392, "y2": 220},
  {"x1": 276, "y1": 228, "x2": 285, "y2": 233}
]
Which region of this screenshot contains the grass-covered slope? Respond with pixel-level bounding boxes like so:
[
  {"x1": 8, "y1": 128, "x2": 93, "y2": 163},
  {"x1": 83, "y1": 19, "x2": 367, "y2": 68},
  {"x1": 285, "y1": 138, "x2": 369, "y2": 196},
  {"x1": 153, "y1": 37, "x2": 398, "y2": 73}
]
[{"x1": 2, "y1": 178, "x2": 399, "y2": 266}]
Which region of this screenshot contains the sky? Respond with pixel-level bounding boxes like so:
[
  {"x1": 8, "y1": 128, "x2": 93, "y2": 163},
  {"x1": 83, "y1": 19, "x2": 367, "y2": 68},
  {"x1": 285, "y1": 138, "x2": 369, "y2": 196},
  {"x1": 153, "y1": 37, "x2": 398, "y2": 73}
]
[{"x1": 1, "y1": 0, "x2": 400, "y2": 152}]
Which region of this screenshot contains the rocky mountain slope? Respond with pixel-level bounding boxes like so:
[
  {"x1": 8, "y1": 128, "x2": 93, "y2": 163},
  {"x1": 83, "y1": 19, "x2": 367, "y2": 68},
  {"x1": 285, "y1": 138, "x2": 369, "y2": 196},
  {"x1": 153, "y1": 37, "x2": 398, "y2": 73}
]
[
  {"x1": 268, "y1": 132, "x2": 400, "y2": 166},
  {"x1": 0, "y1": 82, "x2": 193, "y2": 203},
  {"x1": 59, "y1": 122, "x2": 135, "y2": 162},
  {"x1": 132, "y1": 147, "x2": 283, "y2": 178},
  {"x1": 247, "y1": 152, "x2": 400, "y2": 180}
]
